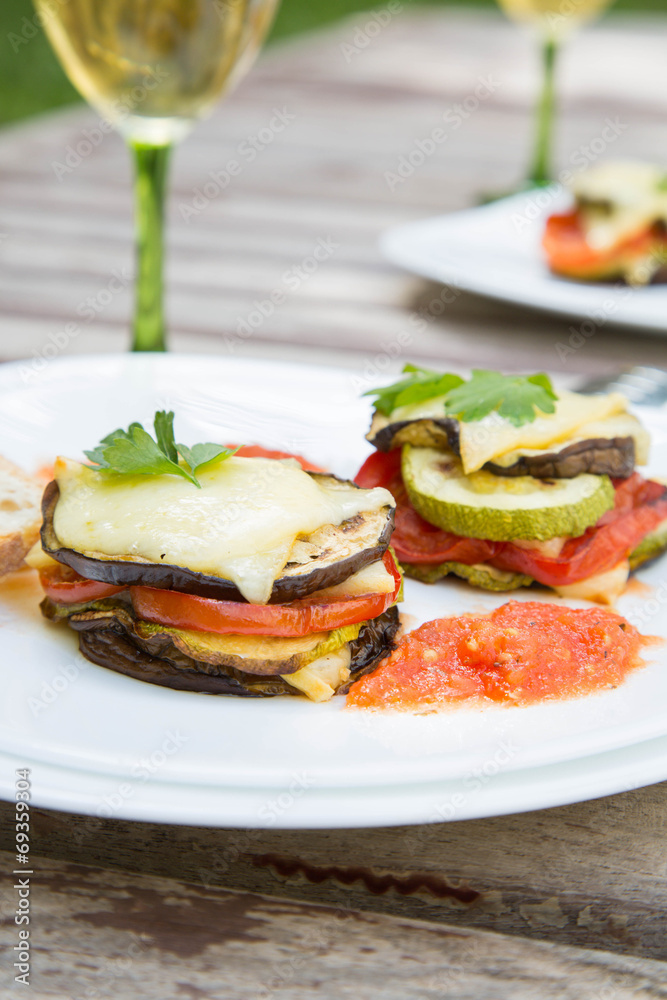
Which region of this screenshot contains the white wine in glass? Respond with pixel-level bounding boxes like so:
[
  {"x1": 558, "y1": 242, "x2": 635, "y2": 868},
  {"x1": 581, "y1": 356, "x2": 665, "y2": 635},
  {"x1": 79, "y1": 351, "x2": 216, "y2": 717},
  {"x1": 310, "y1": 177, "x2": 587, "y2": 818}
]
[
  {"x1": 34, "y1": 0, "x2": 279, "y2": 351},
  {"x1": 496, "y1": 0, "x2": 615, "y2": 187}
]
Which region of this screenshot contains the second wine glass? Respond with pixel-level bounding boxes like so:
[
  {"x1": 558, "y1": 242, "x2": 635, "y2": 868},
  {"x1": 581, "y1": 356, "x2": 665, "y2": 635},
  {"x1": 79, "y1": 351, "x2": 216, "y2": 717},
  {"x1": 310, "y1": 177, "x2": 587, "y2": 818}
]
[
  {"x1": 35, "y1": 0, "x2": 280, "y2": 351},
  {"x1": 496, "y1": 0, "x2": 615, "y2": 189}
]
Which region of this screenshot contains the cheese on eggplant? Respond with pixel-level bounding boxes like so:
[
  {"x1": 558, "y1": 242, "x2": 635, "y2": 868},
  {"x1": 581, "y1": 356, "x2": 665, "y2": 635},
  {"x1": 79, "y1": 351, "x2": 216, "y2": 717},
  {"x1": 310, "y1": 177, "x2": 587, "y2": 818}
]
[
  {"x1": 572, "y1": 161, "x2": 667, "y2": 253},
  {"x1": 307, "y1": 559, "x2": 396, "y2": 600},
  {"x1": 490, "y1": 412, "x2": 650, "y2": 469},
  {"x1": 53, "y1": 456, "x2": 394, "y2": 605},
  {"x1": 387, "y1": 389, "x2": 629, "y2": 473},
  {"x1": 457, "y1": 391, "x2": 628, "y2": 474}
]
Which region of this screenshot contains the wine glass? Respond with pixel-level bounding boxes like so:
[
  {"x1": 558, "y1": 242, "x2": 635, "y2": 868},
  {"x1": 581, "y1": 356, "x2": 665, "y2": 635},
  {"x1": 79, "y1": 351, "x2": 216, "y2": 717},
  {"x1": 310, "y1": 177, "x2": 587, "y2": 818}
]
[
  {"x1": 496, "y1": 0, "x2": 615, "y2": 189},
  {"x1": 34, "y1": 0, "x2": 279, "y2": 352}
]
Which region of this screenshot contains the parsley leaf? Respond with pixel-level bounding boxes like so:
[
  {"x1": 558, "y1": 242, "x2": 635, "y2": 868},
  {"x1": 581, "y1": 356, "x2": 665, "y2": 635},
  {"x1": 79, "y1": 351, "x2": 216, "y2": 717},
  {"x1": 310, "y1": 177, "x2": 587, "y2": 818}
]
[
  {"x1": 443, "y1": 370, "x2": 558, "y2": 426},
  {"x1": 365, "y1": 366, "x2": 558, "y2": 427},
  {"x1": 364, "y1": 365, "x2": 464, "y2": 415},
  {"x1": 83, "y1": 443, "x2": 111, "y2": 469},
  {"x1": 84, "y1": 427, "x2": 129, "y2": 469},
  {"x1": 177, "y1": 442, "x2": 238, "y2": 478},
  {"x1": 84, "y1": 411, "x2": 237, "y2": 488},
  {"x1": 154, "y1": 410, "x2": 179, "y2": 463}
]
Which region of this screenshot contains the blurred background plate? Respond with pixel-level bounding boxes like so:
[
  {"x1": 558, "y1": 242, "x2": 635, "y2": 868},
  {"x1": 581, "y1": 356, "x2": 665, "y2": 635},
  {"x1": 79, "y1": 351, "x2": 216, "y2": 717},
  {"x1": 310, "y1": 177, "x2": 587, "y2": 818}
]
[{"x1": 380, "y1": 191, "x2": 667, "y2": 335}]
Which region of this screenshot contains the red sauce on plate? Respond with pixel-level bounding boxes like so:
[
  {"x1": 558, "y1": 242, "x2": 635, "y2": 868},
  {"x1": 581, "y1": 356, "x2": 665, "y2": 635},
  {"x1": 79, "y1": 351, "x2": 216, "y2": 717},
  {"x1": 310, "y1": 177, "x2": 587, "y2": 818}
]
[{"x1": 347, "y1": 601, "x2": 646, "y2": 711}]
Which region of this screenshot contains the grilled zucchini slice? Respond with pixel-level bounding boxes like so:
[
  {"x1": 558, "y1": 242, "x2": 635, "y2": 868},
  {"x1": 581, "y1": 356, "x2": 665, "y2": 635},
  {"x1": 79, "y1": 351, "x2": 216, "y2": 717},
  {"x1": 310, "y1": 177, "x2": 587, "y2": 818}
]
[{"x1": 402, "y1": 445, "x2": 615, "y2": 542}]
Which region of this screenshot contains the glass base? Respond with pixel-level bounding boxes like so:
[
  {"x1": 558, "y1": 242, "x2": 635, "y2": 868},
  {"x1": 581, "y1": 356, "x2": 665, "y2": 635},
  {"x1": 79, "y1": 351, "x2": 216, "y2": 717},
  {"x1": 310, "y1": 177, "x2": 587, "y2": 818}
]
[{"x1": 477, "y1": 178, "x2": 554, "y2": 205}]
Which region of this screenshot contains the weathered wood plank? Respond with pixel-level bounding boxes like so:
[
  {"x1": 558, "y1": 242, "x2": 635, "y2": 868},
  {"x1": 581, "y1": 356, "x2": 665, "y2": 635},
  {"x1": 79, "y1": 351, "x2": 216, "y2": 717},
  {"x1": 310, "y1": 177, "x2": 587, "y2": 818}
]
[
  {"x1": 0, "y1": 852, "x2": 666, "y2": 999},
  {"x1": 3, "y1": 290, "x2": 666, "y2": 381},
  {"x1": 1, "y1": 781, "x2": 666, "y2": 962}
]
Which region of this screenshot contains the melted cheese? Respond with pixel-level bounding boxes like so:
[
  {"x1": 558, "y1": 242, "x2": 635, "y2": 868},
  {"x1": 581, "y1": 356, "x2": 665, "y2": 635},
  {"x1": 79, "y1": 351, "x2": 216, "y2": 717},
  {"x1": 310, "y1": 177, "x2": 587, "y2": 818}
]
[
  {"x1": 573, "y1": 161, "x2": 664, "y2": 205},
  {"x1": 572, "y1": 160, "x2": 667, "y2": 253},
  {"x1": 308, "y1": 560, "x2": 396, "y2": 600},
  {"x1": 456, "y1": 390, "x2": 628, "y2": 474},
  {"x1": 25, "y1": 541, "x2": 60, "y2": 572},
  {"x1": 282, "y1": 646, "x2": 352, "y2": 702},
  {"x1": 491, "y1": 412, "x2": 650, "y2": 469},
  {"x1": 390, "y1": 390, "x2": 631, "y2": 474},
  {"x1": 53, "y1": 457, "x2": 394, "y2": 605},
  {"x1": 553, "y1": 561, "x2": 630, "y2": 605},
  {"x1": 390, "y1": 393, "x2": 449, "y2": 423}
]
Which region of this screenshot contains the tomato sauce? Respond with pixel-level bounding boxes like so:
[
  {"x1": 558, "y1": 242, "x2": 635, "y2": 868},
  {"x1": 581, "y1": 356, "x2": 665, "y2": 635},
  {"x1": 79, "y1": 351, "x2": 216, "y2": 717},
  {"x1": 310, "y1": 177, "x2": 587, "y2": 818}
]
[{"x1": 347, "y1": 601, "x2": 645, "y2": 711}]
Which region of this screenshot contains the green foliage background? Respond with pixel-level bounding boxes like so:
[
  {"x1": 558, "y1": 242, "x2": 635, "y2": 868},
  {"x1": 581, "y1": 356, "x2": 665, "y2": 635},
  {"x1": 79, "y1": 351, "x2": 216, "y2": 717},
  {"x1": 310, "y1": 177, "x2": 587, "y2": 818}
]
[{"x1": 1, "y1": 0, "x2": 664, "y2": 127}]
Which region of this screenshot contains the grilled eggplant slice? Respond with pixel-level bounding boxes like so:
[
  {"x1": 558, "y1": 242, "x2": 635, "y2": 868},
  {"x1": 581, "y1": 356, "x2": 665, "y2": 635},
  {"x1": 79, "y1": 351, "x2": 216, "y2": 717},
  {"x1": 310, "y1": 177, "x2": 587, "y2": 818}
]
[
  {"x1": 367, "y1": 412, "x2": 460, "y2": 454},
  {"x1": 79, "y1": 622, "x2": 264, "y2": 696},
  {"x1": 42, "y1": 597, "x2": 399, "y2": 697},
  {"x1": 40, "y1": 478, "x2": 394, "y2": 604},
  {"x1": 484, "y1": 437, "x2": 635, "y2": 479},
  {"x1": 368, "y1": 413, "x2": 639, "y2": 479},
  {"x1": 338, "y1": 605, "x2": 400, "y2": 691}
]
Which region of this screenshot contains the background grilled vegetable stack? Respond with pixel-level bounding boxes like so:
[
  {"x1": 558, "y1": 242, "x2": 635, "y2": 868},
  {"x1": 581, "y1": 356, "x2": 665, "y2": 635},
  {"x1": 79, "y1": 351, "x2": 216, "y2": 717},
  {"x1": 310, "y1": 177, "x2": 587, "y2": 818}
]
[
  {"x1": 543, "y1": 161, "x2": 667, "y2": 285},
  {"x1": 357, "y1": 369, "x2": 667, "y2": 604}
]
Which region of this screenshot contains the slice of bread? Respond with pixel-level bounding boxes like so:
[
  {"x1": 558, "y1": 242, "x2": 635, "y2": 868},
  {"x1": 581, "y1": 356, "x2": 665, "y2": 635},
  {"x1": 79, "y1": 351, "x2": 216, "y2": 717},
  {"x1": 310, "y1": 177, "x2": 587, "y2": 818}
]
[{"x1": 0, "y1": 456, "x2": 45, "y2": 577}]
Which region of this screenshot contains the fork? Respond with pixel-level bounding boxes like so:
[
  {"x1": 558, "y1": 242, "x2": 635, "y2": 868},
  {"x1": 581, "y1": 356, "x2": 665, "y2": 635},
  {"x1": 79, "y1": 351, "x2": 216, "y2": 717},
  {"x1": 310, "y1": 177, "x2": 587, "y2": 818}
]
[{"x1": 577, "y1": 366, "x2": 667, "y2": 406}]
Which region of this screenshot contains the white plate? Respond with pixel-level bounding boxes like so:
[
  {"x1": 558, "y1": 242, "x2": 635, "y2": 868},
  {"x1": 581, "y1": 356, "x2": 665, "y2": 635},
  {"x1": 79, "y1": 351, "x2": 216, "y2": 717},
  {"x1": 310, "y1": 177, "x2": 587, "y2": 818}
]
[
  {"x1": 1, "y1": 354, "x2": 667, "y2": 828},
  {"x1": 380, "y1": 191, "x2": 667, "y2": 333}
]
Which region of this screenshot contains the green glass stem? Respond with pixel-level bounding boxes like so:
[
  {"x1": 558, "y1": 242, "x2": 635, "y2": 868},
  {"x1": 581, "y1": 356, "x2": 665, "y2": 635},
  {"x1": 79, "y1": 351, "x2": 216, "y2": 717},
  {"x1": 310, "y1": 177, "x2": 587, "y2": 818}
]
[
  {"x1": 131, "y1": 142, "x2": 171, "y2": 352},
  {"x1": 527, "y1": 36, "x2": 558, "y2": 188}
]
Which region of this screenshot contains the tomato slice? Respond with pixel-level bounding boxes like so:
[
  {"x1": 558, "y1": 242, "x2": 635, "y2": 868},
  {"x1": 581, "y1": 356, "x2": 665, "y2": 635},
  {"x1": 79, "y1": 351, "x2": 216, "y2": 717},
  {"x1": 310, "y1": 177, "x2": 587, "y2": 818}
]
[
  {"x1": 355, "y1": 451, "x2": 495, "y2": 565},
  {"x1": 40, "y1": 564, "x2": 125, "y2": 604},
  {"x1": 130, "y1": 551, "x2": 402, "y2": 637},
  {"x1": 356, "y1": 451, "x2": 667, "y2": 586},
  {"x1": 227, "y1": 444, "x2": 325, "y2": 472},
  {"x1": 494, "y1": 473, "x2": 667, "y2": 586},
  {"x1": 543, "y1": 209, "x2": 663, "y2": 279}
]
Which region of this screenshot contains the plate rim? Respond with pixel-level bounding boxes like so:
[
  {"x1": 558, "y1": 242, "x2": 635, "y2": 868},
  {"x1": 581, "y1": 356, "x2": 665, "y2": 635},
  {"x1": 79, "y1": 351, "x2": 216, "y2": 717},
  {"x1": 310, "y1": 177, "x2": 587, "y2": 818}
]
[{"x1": 2, "y1": 731, "x2": 666, "y2": 828}]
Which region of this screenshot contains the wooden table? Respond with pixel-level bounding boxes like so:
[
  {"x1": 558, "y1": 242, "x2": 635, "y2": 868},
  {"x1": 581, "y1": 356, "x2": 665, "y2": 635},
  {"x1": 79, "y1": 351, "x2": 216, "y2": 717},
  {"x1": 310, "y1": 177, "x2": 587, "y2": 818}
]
[{"x1": 1, "y1": 8, "x2": 667, "y2": 996}]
